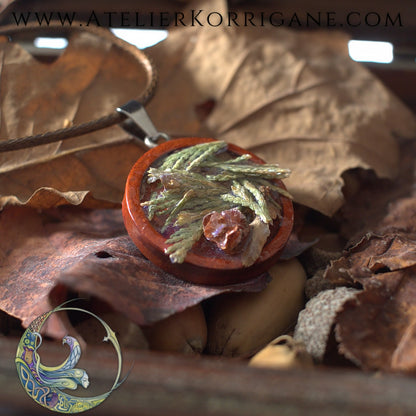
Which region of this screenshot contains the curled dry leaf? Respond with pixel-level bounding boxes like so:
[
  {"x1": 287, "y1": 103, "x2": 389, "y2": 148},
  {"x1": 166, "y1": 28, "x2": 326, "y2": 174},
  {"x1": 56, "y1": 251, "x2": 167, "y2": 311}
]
[
  {"x1": 325, "y1": 232, "x2": 416, "y2": 287},
  {"x1": 376, "y1": 196, "x2": 416, "y2": 238},
  {"x1": 337, "y1": 140, "x2": 416, "y2": 241},
  {"x1": 327, "y1": 140, "x2": 416, "y2": 284},
  {"x1": 324, "y1": 185, "x2": 416, "y2": 371},
  {"x1": 0, "y1": 1, "x2": 15, "y2": 14},
  {"x1": 324, "y1": 233, "x2": 416, "y2": 372},
  {"x1": 328, "y1": 234, "x2": 416, "y2": 372},
  {"x1": 3, "y1": 1, "x2": 414, "y2": 216},
  {"x1": 0, "y1": 206, "x2": 269, "y2": 338},
  {"x1": 0, "y1": 31, "x2": 148, "y2": 209},
  {"x1": 335, "y1": 268, "x2": 416, "y2": 372},
  {"x1": 147, "y1": 15, "x2": 416, "y2": 216},
  {"x1": 279, "y1": 232, "x2": 317, "y2": 261}
]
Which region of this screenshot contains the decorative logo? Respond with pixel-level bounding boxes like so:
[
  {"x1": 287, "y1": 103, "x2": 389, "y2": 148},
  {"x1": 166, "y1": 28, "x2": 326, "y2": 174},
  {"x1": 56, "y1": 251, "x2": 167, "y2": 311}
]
[{"x1": 15, "y1": 301, "x2": 126, "y2": 413}]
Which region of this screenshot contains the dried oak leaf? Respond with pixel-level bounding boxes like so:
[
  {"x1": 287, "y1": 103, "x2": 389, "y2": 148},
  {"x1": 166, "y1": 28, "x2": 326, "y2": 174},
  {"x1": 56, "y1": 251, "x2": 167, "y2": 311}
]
[
  {"x1": 325, "y1": 232, "x2": 416, "y2": 287},
  {"x1": 322, "y1": 227, "x2": 416, "y2": 371},
  {"x1": 376, "y1": 196, "x2": 416, "y2": 238},
  {"x1": 0, "y1": 206, "x2": 269, "y2": 338},
  {"x1": 0, "y1": 1, "x2": 15, "y2": 14},
  {"x1": 279, "y1": 232, "x2": 317, "y2": 261},
  {"x1": 147, "y1": 15, "x2": 416, "y2": 216},
  {"x1": 337, "y1": 140, "x2": 416, "y2": 241},
  {"x1": 324, "y1": 207, "x2": 416, "y2": 371},
  {"x1": 335, "y1": 268, "x2": 416, "y2": 372},
  {"x1": 0, "y1": 30, "x2": 148, "y2": 209}
]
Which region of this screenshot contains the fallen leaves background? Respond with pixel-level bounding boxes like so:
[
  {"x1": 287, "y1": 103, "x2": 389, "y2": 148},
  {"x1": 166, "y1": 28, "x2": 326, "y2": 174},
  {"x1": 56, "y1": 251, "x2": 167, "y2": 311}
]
[
  {"x1": 1, "y1": 6, "x2": 415, "y2": 214},
  {"x1": 147, "y1": 22, "x2": 416, "y2": 215},
  {"x1": 1, "y1": 0, "x2": 416, "y2": 374},
  {"x1": 0, "y1": 206, "x2": 269, "y2": 338},
  {"x1": 0, "y1": 31, "x2": 148, "y2": 209},
  {"x1": 336, "y1": 270, "x2": 416, "y2": 372},
  {"x1": 312, "y1": 139, "x2": 416, "y2": 373}
]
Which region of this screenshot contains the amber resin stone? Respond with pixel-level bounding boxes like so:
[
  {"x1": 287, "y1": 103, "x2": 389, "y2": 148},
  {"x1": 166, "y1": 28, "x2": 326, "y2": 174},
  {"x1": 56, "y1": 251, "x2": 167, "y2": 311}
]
[{"x1": 203, "y1": 208, "x2": 250, "y2": 255}]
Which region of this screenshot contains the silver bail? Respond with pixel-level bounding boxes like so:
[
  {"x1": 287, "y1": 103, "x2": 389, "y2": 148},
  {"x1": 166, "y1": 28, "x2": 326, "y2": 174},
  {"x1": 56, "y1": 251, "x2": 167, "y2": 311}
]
[{"x1": 117, "y1": 100, "x2": 170, "y2": 148}]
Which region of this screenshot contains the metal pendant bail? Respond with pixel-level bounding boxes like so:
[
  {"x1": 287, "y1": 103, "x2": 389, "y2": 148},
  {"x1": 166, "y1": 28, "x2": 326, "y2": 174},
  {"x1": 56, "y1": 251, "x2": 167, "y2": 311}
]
[{"x1": 117, "y1": 100, "x2": 170, "y2": 148}]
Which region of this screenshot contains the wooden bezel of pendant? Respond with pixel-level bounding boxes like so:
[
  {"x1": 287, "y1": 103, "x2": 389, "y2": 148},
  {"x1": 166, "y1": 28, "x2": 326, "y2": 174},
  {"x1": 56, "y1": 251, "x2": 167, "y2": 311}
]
[{"x1": 122, "y1": 137, "x2": 294, "y2": 285}]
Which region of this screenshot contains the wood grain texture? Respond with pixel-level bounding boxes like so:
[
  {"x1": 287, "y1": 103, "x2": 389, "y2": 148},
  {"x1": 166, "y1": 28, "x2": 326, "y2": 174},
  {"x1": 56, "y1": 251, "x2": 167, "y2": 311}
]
[{"x1": 1, "y1": 336, "x2": 416, "y2": 415}]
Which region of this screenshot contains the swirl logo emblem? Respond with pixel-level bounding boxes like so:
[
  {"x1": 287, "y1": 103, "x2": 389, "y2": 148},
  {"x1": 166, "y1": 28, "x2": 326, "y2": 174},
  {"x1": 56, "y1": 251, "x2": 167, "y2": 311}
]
[{"x1": 15, "y1": 302, "x2": 126, "y2": 413}]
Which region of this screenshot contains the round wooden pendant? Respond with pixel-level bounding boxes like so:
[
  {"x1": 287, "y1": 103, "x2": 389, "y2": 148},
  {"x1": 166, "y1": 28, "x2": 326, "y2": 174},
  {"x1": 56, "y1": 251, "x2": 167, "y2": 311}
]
[{"x1": 122, "y1": 138, "x2": 294, "y2": 285}]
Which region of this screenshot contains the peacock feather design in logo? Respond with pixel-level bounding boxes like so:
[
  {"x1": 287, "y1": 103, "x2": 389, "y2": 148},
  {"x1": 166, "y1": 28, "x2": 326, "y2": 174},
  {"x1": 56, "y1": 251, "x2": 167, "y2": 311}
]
[{"x1": 15, "y1": 301, "x2": 126, "y2": 413}]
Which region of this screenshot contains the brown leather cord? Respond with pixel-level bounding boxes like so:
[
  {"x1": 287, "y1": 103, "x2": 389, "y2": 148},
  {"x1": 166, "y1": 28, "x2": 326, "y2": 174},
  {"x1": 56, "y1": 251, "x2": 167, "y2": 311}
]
[{"x1": 0, "y1": 22, "x2": 158, "y2": 152}]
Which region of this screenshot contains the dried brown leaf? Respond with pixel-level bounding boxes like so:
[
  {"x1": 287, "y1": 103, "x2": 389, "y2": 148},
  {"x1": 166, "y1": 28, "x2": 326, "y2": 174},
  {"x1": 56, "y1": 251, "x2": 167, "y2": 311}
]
[
  {"x1": 0, "y1": 1, "x2": 15, "y2": 15},
  {"x1": 325, "y1": 233, "x2": 416, "y2": 287},
  {"x1": 0, "y1": 206, "x2": 268, "y2": 338},
  {"x1": 322, "y1": 224, "x2": 416, "y2": 372},
  {"x1": 376, "y1": 197, "x2": 416, "y2": 238},
  {"x1": 279, "y1": 232, "x2": 317, "y2": 261},
  {"x1": 335, "y1": 268, "x2": 416, "y2": 372},
  {"x1": 337, "y1": 140, "x2": 416, "y2": 241},
  {"x1": 0, "y1": 141, "x2": 144, "y2": 208},
  {"x1": 148, "y1": 23, "x2": 416, "y2": 216},
  {"x1": 0, "y1": 31, "x2": 148, "y2": 209},
  {"x1": 325, "y1": 191, "x2": 416, "y2": 371}
]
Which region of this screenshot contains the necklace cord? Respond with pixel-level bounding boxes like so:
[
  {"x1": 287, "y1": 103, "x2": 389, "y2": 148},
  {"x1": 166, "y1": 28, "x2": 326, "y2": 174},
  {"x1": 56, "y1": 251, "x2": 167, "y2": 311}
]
[{"x1": 0, "y1": 22, "x2": 158, "y2": 152}]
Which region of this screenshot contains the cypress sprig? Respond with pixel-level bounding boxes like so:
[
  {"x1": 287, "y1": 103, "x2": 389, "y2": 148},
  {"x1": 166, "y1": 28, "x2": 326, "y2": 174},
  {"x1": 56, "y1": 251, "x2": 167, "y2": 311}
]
[
  {"x1": 256, "y1": 178, "x2": 293, "y2": 200},
  {"x1": 242, "y1": 180, "x2": 272, "y2": 223},
  {"x1": 221, "y1": 180, "x2": 270, "y2": 224},
  {"x1": 141, "y1": 189, "x2": 182, "y2": 220},
  {"x1": 141, "y1": 140, "x2": 291, "y2": 264},
  {"x1": 162, "y1": 189, "x2": 195, "y2": 232},
  {"x1": 206, "y1": 164, "x2": 291, "y2": 182},
  {"x1": 205, "y1": 154, "x2": 252, "y2": 165},
  {"x1": 186, "y1": 141, "x2": 228, "y2": 171},
  {"x1": 147, "y1": 168, "x2": 224, "y2": 192},
  {"x1": 164, "y1": 221, "x2": 204, "y2": 264},
  {"x1": 159, "y1": 141, "x2": 227, "y2": 171}
]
